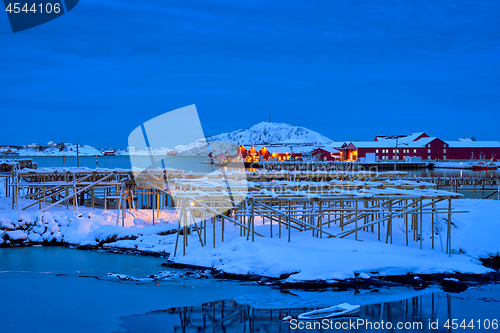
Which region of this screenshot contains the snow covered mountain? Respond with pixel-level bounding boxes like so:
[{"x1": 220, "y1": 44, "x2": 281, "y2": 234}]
[
  {"x1": 207, "y1": 121, "x2": 333, "y2": 146},
  {"x1": 174, "y1": 139, "x2": 209, "y2": 156},
  {"x1": 172, "y1": 122, "x2": 333, "y2": 155}
]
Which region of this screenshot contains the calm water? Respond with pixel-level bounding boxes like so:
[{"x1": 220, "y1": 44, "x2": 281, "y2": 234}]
[
  {"x1": 7, "y1": 156, "x2": 500, "y2": 178},
  {"x1": 9, "y1": 155, "x2": 213, "y2": 173},
  {"x1": 0, "y1": 247, "x2": 499, "y2": 333},
  {"x1": 406, "y1": 168, "x2": 500, "y2": 178}
]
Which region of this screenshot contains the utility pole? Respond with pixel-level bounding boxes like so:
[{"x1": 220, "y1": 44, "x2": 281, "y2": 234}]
[
  {"x1": 394, "y1": 137, "x2": 399, "y2": 171},
  {"x1": 76, "y1": 141, "x2": 79, "y2": 167},
  {"x1": 385, "y1": 135, "x2": 406, "y2": 171}
]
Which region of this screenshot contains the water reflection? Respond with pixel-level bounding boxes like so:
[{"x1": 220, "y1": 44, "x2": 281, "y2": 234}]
[
  {"x1": 406, "y1": 168, "x2": 500, "y2": 178},
  {"x1": 116, "y1": 285, "x2": 500, "y2": 333}
]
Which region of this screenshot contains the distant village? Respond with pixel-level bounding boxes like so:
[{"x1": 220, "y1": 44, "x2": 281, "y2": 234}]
[
  {"x1": 0, "y1": 141, "x2": 104, "y2": 157},
  {"x1": 0, "y1": 142, "x2": 69, "y2": 156}
]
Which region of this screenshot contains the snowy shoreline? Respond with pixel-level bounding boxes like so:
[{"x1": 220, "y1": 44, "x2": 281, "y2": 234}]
[
  {"x1": 1, "y1": 242, "x2": 498, "y2": 292},
  {"x1": 1, "y1": 198, "x2": 499, "y2": 288}
]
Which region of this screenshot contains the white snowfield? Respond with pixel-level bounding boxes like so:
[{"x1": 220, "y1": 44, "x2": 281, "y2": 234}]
[
  {"x1": 1, "y1": 187, "x2": 499, "y2": 281},
  {"x1": 208, "y1": 121, "x2": 333, "y2": 146}
]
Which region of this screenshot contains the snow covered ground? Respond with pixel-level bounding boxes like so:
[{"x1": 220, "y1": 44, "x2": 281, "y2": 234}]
[
  {"x1": 168, "y1": 199, "x2": 499, "y2": 281},
  {"x1": 1, "y1": 177, "x2": 499, "y2": 281}
]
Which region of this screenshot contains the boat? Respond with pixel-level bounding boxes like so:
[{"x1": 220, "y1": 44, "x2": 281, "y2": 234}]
[
  {"x1": 297, "y1": 303, "x2": 361, "y2": 320},
  {"x1": 102, "y1": 150, "x2": 116, "y2": 156},
  {"x1": 167, "y1": 150, "x2": 178, "y2": 156},
  {"x1": 471, "y1": 161, "x2": 497, "y2": 171}
]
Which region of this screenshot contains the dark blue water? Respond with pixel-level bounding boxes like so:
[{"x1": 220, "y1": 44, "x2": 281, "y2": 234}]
[
  {"x1": 116, "y1": 287, "x2": 500, "y2": 332},
  {"x1": 7, "y1": 156, "x2": 500, "y2": 178},
  {"x1": 8, "y1": 155, "x2": 213, "y2": 173},
  {"x1": 0, "y1": 247, "x2": 499, "y2": 333}
]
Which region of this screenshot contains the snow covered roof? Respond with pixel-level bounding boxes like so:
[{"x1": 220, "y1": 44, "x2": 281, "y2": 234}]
[
  {"x1": 404, "y1": 137, "x2": 439, "y2": 148},
  {"x1": 376, "y1": 132, "x2": 428, "y2": 144},
  {"x1": 251, "y1": 145, "x2": 265, "y2": 152},
  {"x1": 347, "y1": 137, "x2": 441, "y2": 149},
  {"x1": 446, "y1": 141, "x2": 500, "y2": 148},
  {"x1": 291, "y1": 146, "x2": 315, "y2": 153},
  {"x1": 266, "y1": 146, "x2": 291, "y2": 154}
]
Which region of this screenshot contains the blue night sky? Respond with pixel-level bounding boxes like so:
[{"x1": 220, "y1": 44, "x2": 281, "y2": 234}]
[{"x1": 1, "y1": 0, "x2": 499, "y2": 149}]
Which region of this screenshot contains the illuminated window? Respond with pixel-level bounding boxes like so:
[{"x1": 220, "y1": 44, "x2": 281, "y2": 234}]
[
  {"x1": 443, "y1": 149, "x2": 446, "y2": 153},
  {"x1": 428, "y1": 149, "x2": 431, "y2": 153},
  {"x1": 443, "y1": 155, "x2": 447, "y2": 160},
  {"x1": 376, "y1": 149, "x2": 379, "y2": 153},
  {"x1": 413, "y1": 149, "x2": 417, "y2": 153},
  {"x1": 428, "y1": 155, "x2": 431, "y2": 159}
]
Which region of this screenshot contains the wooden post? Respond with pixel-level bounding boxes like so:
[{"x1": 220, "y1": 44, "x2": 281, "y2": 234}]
[
  {"x1": 355, "y1": 199, "x2": 358, "y2": 241},
  {"x1": 65, "y1": 174, "x2": 69, "y2": 209},
  {"x1": 212, "y1": 200, "x2": 216, "y2": 248},
  {"x1": 157, "y1": 192, "x2": 160, "y2": 218},
  {"x1": 270, "y1": 202, "x2": 273, "y2": 238},
  {"x1": 319, "y1": 200, "x2": 323, "y2": 239},
  {"x1": 341, "y1": 200, "x2": 344, "y2": 231},
  {"x1": 204, "y1": 213, "x2": 207, "y2": 246},
  {"x1": 431, "y1": 202, "x2": 435, "y2": 249},
  {"x1": 447, "y1": 198, "x2": 452, "y2": 256},
  {"x1": 419, "y1": 199, "x2": 423, "y2": 249},
  {"x1": 389, "y1": 200, "x2": 393, "y2": 244},
  {"x1": 251, "y1": 199, "x2": 255, "y2": 242},
  {"x1": 91, "y1": 174, "x2": 95, "y2": 209},
  {"x1": 152, "y1": 192, "x2": 155, "y2": 225},
  {"x1": 405, "y1": 202, "x2": 409, "y2": 246},
  {"x1": 288, "y1": 200, "x2": 291, "y2": 243},
  {"x1": 183, "y1": 200, "x2": 186, "y2": 256},
  {"x1": 278, "y1": 201, "x2": 282, "y2": 238},
  {"x1": 222, "y1": 211, "x2": 225, "y2": 242},
  {"x1": 122, "y1": 191, "x2": 125, "y2": 227}
]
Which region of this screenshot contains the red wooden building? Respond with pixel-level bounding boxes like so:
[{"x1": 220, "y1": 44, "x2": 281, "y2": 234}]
[
  {"x1": 312, "y1": 147, "x2": 342, "y2": 161},
  {"x1": 339, "y1": 132, "x2": 500, "y2": 161}
]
